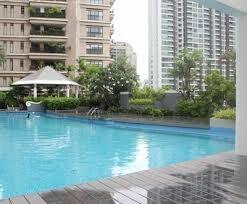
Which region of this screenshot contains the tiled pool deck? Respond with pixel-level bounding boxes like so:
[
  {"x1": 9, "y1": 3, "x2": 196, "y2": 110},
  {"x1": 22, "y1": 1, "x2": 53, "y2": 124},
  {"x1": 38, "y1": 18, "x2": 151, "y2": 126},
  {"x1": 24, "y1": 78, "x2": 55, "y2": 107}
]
[{"x1": 1, "y1": 152, "x2": 247, "y2": 204}]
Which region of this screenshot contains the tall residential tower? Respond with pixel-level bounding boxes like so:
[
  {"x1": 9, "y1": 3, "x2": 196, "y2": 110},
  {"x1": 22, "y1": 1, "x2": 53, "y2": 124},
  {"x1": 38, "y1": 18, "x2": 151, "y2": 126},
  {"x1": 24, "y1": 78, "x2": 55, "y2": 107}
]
[
  {"x1": 0, "y1": 0, "x2": 115, "y2": 90},
  {"x1": 149, "y1": 0, "x2": 236, "y2": 89}
]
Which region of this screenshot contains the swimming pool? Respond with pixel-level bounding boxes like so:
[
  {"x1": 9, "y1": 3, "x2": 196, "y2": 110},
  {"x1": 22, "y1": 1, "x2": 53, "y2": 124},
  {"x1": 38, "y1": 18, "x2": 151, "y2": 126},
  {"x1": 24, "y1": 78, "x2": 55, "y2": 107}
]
[{"x1": 0, "y1": 112, "x2": 234, "y2": 199}]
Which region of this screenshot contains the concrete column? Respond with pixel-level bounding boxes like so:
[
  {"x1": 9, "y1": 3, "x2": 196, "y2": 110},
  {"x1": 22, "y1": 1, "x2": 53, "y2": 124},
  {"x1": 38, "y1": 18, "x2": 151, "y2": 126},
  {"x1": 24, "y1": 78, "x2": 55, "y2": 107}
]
[
  {"x1": 33, "y1": 84, "x2": 37, "y2": 98},
  {"x1": 66, "y1": 85, "x2": 70, "y2": 98},
  {"x1": 236, "y1": 15, "x2": 247, "y2": 156},
  {"x1": 75, "y1": 86, "x2": 79, "y2": 98}
]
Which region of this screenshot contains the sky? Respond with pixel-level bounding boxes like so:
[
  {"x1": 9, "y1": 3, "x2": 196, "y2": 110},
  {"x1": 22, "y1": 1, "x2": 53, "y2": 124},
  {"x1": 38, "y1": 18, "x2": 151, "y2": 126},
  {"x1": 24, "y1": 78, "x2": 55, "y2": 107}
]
[{"x1": 112, "y1": 0, "x2": 149, "y2": 81}]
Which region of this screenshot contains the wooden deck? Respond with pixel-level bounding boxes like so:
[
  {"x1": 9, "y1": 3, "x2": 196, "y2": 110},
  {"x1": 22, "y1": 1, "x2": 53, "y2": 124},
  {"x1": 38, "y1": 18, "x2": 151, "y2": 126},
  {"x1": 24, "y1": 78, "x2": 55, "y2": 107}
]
[{"x1": 1, "y1": 152, "x2": 247, "y2": 204}]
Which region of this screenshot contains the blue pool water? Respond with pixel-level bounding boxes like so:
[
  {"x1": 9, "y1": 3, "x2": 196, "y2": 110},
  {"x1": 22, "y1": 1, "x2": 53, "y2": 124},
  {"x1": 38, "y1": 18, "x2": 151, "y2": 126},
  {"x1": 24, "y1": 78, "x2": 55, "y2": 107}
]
[{"x1": 0, "y1": 112, "x2": 234, "y2": 199}]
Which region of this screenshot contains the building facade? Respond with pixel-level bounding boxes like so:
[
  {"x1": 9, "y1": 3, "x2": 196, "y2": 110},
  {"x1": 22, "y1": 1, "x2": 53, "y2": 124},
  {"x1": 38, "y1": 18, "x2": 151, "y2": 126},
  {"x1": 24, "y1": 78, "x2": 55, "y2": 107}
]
[
  {"x1": 149, "y1": 0, "x2": 236, "y2": 89},
  {"x1": 0, "y1": 0, "x2": 115, "y2": 91},
  {"x1": 110, "y1": 41, "x2": 137, "y2": 68}
]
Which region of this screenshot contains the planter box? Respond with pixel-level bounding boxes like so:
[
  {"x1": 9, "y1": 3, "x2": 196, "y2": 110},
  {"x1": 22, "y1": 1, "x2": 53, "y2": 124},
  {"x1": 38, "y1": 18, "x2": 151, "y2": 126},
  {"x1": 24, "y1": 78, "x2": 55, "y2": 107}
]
[
  {"x1": 210, "y1": 118, "x2": 235, "y2": 129},
  {"x1": 129, "y1": 104, "x2": 154, "y2": 110}
]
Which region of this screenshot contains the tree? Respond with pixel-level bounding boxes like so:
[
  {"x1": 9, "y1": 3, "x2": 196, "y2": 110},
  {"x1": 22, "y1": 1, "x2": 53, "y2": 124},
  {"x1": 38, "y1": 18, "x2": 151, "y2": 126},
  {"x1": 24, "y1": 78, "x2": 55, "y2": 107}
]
[
  {"x1": 171, "y1": 49, "x2": 203, "y2": 99},
  {"x1": 0, "y1": 46, "x2": 6, "y2": 65},
  {"x1": 77, "y1": 57, "x2": 138, "y2": 108},
  {"x1": 220, "y1": 48, "x2": 236, "y2": 81},
  {"x1": 203, "y1": 70, "x2": 236, "y2": 109}
]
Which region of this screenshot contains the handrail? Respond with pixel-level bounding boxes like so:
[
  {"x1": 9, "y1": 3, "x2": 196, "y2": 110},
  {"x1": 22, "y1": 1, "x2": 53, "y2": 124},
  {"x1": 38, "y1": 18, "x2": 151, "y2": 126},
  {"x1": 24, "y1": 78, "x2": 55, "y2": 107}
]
[{"x1": 87, "y1": 107, "x2": 100, "y2": 117}]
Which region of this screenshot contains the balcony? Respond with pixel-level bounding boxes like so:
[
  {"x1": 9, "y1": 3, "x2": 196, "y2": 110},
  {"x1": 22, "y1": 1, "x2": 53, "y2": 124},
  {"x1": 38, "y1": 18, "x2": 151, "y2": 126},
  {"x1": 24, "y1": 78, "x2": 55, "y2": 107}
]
[
  {"x1": 29, "y1": 42, "x2": 67, "y2": 60},
  {"x1": 30, "y1": 59, "x2": 66, "y2": 71},
  {"x1": 30, "y1": 8, "x2": 66, "y2": 18}
]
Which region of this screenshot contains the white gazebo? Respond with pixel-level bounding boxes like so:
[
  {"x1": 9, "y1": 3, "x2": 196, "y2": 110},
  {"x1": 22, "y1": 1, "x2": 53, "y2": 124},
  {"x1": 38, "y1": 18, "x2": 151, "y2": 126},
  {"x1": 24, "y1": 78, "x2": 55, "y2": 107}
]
[{"x1": 12, "y1": 66, "x2": 80, "y2": 98}]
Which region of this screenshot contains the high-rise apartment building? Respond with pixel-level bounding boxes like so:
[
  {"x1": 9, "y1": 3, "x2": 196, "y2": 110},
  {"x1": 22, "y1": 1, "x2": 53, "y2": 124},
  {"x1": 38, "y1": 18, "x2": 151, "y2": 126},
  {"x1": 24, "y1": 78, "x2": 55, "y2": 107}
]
[
  {"x1": 110, "y1": 41, "x2": 137, "y2": 68},
  {"x1": 0, "y1": 0, "x2": 115, "y2": 91},
  {"x1": 149, "y1": 0, "x2": 236, "y2": 89}
]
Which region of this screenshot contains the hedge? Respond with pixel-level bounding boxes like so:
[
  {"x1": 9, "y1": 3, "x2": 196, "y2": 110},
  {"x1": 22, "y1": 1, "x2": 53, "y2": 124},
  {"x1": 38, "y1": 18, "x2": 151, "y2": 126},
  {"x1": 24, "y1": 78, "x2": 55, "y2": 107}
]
[
  {"x1": 108, "y1": 107, "x2": 173, "y2": 117},
  {"x1": 213, "y1": 109, "x2": 236, "y2": 120},
  {"x1": 25, "y1": 97, "x2": 79, "y2": 110},
  {"x1": 129, "y1": 98, "x2": 154, "y2": 105}
]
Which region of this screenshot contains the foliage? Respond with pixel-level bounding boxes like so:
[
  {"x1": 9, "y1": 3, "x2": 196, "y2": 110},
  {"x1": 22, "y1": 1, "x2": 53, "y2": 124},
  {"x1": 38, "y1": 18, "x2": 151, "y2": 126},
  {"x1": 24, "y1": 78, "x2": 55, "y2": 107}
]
[
  {"x1": 108, "y1": 107, "x2": 173, "y2": 117},
  {"x1": 6, "y1": 87, "x2": 27, "y2": 107},
  {"x1": 25, "y1": 97, "x2": 79, "y2": 110},
  {"x1": 0, "y1": 92, "x2": 7, "y2": 109},
  {"x1": 203, "y1": 70, "x2": 236, "y2": 108},
  {"x1": 220, "y1": 48, "x2": 236, "y2": 80},
  {"x1": 213, "y1": 109, "x2": 236, "y2": 120},
  {"x1": 175, "y1": 71, "x2": 236, "y2": 118},
  {"x1": 131, "y1": 86, "x2": 168, "y2": 100},
  {"x1": 77, "y1": 57, "x2": 138, "y2": 108},
  {"x1": 171, "y1": 49, "x2": 203, "y2": 99},
  {"x1": 129, "y1": 98, "x2": 154, "y2": 105},
  {"x1": 47, "y1": 7, "x2": 64, "y2": 18},
  {"x1": 0, "y1": 46, "x2": 6, "y2": 65}
]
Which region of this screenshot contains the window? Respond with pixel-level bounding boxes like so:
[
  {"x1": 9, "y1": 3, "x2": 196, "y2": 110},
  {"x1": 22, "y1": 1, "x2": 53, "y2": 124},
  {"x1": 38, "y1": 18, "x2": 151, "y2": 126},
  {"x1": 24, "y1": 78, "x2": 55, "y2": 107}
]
[
  {"x1": 87, "y1": 26, "x2": 103, "y2": 37},
  {"x1": 3, "y1": 77, "x2": 7, "y2": 86},
  {"x1": 3, "y1": 41, "x2": 7, "y2": 51},
  {"x1": 10, "y1": 41, "x2": 14, "y2": 53},
  {"x1": 10, "y1": 6, "x2": 14, "y2": 17},
  {"x1": 10, "y1": 23, "x2": 14, "y2": 35},
  {"x1": 86, "y1": 42, "x2": 103, "y2": 54},
  {"x1": 21, "y1": 6, "x2": 25, "y2": 16},
  {"x1": 90, "y1": 0, "x2": 103, "y2": 4},
  {"x1": 4, "y1": 5, "x2": 7, "y2": 17},
  {"x1": 21, "y1": 24, "x2": 24, "y2": 35},
  {"x1": 10, "y1": 59, "x2": 13, "y2": 71},
  {"x1": 87, "y1": 9, "x2": 103, "y2": 21},
  {"x1": 20, "y1": 42, "x2": 24, "y2": 52},
  {"x1": 20, "y1": 60, "x2": 24, "y2": 70},
  {"x1": 88, "y1": 60, "x2": 103, "y2": 67},
  {"x1": 3, "y1": 23, "x2": 7, "y2": 35}
]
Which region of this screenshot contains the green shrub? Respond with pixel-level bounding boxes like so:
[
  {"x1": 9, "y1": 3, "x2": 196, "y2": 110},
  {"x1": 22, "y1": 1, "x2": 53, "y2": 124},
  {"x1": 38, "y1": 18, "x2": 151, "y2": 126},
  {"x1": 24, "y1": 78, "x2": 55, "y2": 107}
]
[
  {"x1": 213, "y1": 109, "x2": 236, "y2": 120},
  {"x1": 24, "y1": 97, "x2": 79, "y2": 110},
  {"x1": 0, "y1": 92, "x2": 6, "y2": 109},
  {"x1": 176, "y1": 98, "x2": 215, "y2": 118},
  {"x1": 129, "y1": 98, "x2": 154, "y2": 105},
  {"x1": 142, "y1": 108, "x2": 163, "y2": 117},
  {"x1": 176, "y1": 100, "x2": 198, "y2": 117},
  {"x1": 132, "y1": 87, "x2": 168, "y2": 100}
]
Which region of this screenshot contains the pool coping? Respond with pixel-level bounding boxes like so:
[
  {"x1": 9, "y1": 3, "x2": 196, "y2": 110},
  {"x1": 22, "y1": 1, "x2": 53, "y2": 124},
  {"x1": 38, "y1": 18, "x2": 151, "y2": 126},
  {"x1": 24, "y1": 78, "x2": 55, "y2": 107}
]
[{"x1": 1, "y1": 151, "x2": 246, "y2": 204}]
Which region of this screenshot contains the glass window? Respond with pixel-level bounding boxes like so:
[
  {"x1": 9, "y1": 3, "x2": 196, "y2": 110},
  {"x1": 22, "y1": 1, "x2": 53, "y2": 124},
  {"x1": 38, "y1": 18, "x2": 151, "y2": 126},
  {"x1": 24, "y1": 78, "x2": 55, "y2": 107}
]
[
  {"x1": 10, "y1": 6, "x2": 14, "y2": 17},
  {"x1": 20, "y1": 60, "x2": 24, "y2": 70},
  {"x1": 88, "y1": 60, "x2": 103, "y2": 67},
  {"x1": 20, "y1": 42, "x2": 24, "y2": 52},
  {"x1": 21, "y1": 6, "x2": 25, "y2": 16},
  {"x1": 21, "y1": 24, "x2": 24, "y2": 35},
  {"x1": 3, "y1": 23, "x2": 7, "y2": 35},
  {"x1": 10, "y1": 23, "x2": 14, "y2": 35},
  {"x1": 10, "y1": 41, "x2": 14, "y2": 53},
  {"x1": 86, "y1": 42, "x2": 103, "y2": 54},
  {"x1": 87, "y1": 26, "x2": 103, "y2": 37},
  {"x1": 87, "y1": 9, "x2": 103, "y2": 21},
  {"x1": 4, "y1": 5, "x2": 7, "y2": 17},
  {"x1": 90, "y1": 0, "x2": 103, "y2": 4},
  {"x1": 10, "y1": 59, "x2": 13, "y2": 71}
]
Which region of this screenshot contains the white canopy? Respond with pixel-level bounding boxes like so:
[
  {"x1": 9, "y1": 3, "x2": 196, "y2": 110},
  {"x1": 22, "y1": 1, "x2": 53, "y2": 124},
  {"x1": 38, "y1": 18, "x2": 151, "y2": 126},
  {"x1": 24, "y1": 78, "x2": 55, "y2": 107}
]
[
  {"x1": 12, "y1": 66, "x2": 80, "y2": 86},
  {"x1": 12, "y1": 66, "x2": 80, "y2": 98}
]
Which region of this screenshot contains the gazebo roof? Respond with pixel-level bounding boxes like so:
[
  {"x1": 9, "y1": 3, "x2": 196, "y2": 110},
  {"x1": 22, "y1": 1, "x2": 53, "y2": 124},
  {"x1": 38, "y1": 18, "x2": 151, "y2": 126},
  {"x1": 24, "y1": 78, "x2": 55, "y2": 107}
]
[{"x1": 12, "y1": 66, "x2": 80, "y2": 86}]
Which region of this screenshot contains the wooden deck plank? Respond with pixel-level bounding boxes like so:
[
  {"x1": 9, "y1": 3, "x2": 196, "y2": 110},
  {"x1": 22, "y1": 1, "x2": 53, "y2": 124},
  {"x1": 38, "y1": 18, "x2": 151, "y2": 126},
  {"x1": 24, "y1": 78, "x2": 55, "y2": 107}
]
[
  {"x1": 0, "y1": 199, "x2": 11, "y2": 204},
  {"x1": 65, "y1": 185, "x2": 96, "y2": 203},
  {"x1": 51, "y1": 188, "x2": 82, "y2": 204},
  {"x1": 9, "y1": 196, "x2": 29, "y2": 204},
  {"x1": 24, "y1": 193, "x2": 47, "y2": 204}
]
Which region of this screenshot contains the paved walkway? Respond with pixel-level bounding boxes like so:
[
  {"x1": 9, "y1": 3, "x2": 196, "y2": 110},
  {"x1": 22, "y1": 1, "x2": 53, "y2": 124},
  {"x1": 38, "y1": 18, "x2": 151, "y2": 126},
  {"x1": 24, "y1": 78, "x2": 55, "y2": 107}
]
[{"x1": 1, "y1": 152, "x2": 247, "y2": 204}]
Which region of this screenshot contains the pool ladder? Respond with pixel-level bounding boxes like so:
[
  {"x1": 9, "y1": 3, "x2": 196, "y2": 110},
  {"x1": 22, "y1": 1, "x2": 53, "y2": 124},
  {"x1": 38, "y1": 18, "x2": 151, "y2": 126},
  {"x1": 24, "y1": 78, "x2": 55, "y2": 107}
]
[{"x1": 87, "y1": 107, "x2": 100, "y2": 118}]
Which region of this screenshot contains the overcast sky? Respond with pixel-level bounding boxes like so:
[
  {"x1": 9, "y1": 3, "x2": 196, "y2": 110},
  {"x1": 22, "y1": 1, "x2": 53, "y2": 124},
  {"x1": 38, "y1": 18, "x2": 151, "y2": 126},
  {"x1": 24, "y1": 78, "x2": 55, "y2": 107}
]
[{"x1": 112, "y1": 0, "x2": 148, "y2": 81}]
